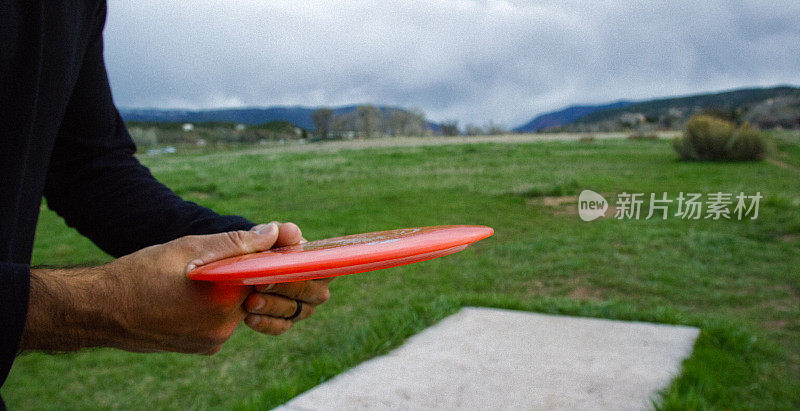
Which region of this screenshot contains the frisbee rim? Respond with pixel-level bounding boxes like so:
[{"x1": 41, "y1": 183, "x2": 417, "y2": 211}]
[
  {"x1": 211, "y1": 244, "x2": 470, "y2": 285},
  {"x1": 188, "y1": 225, "x2": 492, "y2": 283}
]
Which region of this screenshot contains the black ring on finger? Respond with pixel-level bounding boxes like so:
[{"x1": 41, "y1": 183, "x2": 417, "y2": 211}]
[{"x1": 285, "y1": 300, "x2": 302, "y2": 321}]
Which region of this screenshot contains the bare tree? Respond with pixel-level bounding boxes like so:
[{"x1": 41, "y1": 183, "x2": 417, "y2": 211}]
[
  {"x1": 485, "y1": 121, "x2": 507, "y2": 135},
  {"x1": 312, "y1": 108, "x2": 334, "y2": 139},
  {"x1": 390, "y1": 108, "x2": 427, "y2": 136},
  {"x1": 440, "y1": 120, "x2": 460, "y2": 136},
  {"x1": 407, "y1": 108, "x2": 427, "y2": 136},
  {"x1": 333, "y1": 111, "x2": 357, "y2": 138},
  {"x1": 464, "y1": 124, "x2": 483, "y2": 136},
  {"x1": 357, "y1": 105, "x2": 382, "y2": 138},
  {"x1": 389, "y1": 110, "x2": 405, "y2": 136}
]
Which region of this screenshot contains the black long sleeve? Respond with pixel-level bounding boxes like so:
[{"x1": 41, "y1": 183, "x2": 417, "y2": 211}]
[
  {"x1": 0, "y1": 263, "x2": 29, "y2": 407},
  {"x1": 1, "y1": 1, "x2": 254, "y2": 403},
  {"x1": 42, "y1": 8, "x2": 254, "y2": 257}
]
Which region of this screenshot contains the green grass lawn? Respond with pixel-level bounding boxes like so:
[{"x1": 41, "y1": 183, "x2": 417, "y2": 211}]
[{"x1": 3, "y1": 137, "x2": 799, "y2": 409}]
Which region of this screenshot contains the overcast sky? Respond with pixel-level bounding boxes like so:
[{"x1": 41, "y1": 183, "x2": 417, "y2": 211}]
[{"x1": 104, "y1": 0, "x2": 800, "y2": 127}]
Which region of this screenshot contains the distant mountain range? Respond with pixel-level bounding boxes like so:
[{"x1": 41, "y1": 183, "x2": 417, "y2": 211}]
[
  {"x1": 514, "y1": 86, "x2": 800, "y2": 132},
  {"x1": 122, "y1": 106, "x2": 321, "y2": 129},
  {"x1": 122, "y1": 85, "x2": 800, "y2": 134},
  {"x1": 120, "y1": 105, "x2": 440, "y2": 132},
  {"x1": 513, "y1": 101, "x2": 633, "y2": 132}
]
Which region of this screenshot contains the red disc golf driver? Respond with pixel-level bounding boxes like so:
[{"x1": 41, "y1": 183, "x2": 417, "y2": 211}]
[{"x1": 188, "y1": 225, "x2": 493, "y2": 285}]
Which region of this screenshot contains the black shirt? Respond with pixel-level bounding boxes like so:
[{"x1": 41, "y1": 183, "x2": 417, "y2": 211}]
[{"x1": 0, "y1": 1, "x2": 254, "y2": 406}]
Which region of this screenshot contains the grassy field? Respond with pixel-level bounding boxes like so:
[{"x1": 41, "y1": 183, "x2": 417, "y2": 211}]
[{"x1": 3, "y1": 134, "x2": 799, "y2": 409}]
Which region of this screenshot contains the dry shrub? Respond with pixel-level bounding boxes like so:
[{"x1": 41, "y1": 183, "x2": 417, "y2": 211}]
[{"x1": 672, "y1": 115, "x2": 765, "y2": 161}]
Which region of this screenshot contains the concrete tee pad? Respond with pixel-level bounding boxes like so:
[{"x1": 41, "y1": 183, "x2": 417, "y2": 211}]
[{"x1": 279, "y1": 307, "x2": 700, "y2": 410}]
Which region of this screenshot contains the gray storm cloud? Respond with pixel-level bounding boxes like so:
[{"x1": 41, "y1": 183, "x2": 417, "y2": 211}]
[{"x1": 104, "y1": 0, "x2": 800, "y2": 127}]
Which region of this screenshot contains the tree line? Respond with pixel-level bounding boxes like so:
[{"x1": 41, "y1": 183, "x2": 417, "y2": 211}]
[
  {"x1": 312, "y1": 105, "x2": 511, "y2": 138},
  {"x1": 311, "y1": 105, "x2": 431, "y2": 139}
]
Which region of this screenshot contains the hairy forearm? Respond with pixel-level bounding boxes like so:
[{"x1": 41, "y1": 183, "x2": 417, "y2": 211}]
[
  {"x1": 16, "y1": 224, "x2": 328, "y2": 356},
  {"x1": 19, "y1": 266, "x2": 121, "y2": 352}
]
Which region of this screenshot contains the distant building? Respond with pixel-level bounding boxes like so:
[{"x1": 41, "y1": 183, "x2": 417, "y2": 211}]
[
  {"x1": 147, "y1": 146, "x2": 177, "y2": 155},
  {"x1": 182, "y1": 123, "x2": 194, "y2": 132},
  {"x1": 619, "y1": 112, "x2": 646, "y2": 126},
  {"x1": 235, "y1": 124, "x2": 246, "y2": 131}
]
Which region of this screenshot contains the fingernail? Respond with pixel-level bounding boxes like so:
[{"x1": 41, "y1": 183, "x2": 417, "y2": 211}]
[
  {"x1": 255, "y1": 222, "x2": 278, "y2": 235},
  {"x1": 248, "y1": 316, "x2": 261, "y2": 327},
  {"x1": 185, "y1": 259, "x2": 204, "y2": 274},
  {"x1": 254, "y1": 297, "x2": 265, "y2": 310}
]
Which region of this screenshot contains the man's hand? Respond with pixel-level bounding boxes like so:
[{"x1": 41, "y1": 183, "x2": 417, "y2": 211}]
[
  {"x1": 20, "y1": 222, "x2": 331, "y2": 355},
  {"x1": 240, "y1": 222, "x2": 332, "y2": 336}
]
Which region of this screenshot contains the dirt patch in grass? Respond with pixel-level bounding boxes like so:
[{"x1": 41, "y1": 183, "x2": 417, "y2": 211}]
[
  {"x1": 767, "y1": 158, "x2": 800, "y2": 175},
  {"x1": 531, "y1": 194, "x2": 617, "y2": 218},
  {"x1": 542, "y1": 195, "x2": 577, "y2": 207},
  {"x1": 759, "y1": 285, "x2": 800, "y2": 313},
  {"x1": 523, "y1": 276, "x2": 609, "y2": 302},
  {"x1": 764, "y1": 320, "x2": 794, "y2": 331},
  {"x1": 527, "y1": 195, "x2": 578, "y2": 216},
  {"x1": 567, "y1": 286, "x2": 609, "y2": 301},
  {"x1": 522, "y1": 280, "x2": 546, "y2": 296},
  {"x1": 779, "y1": 233, "x2": 800, "y2": 242}
]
